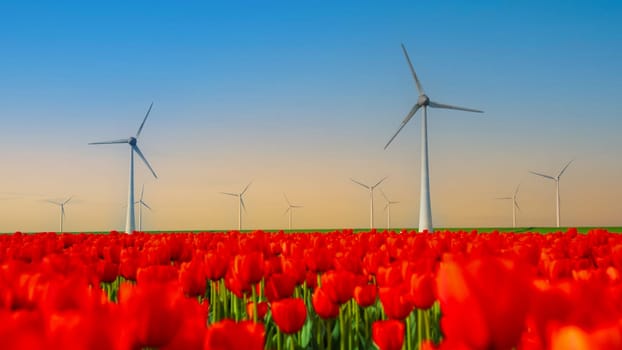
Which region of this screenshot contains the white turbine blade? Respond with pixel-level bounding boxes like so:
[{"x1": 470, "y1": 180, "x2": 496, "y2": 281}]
[
  {"x1": 241, "y1": 181, "x2": 252, "y2": 195},
  {"x1": 514, "y1": 199, "x2": 521, "y2": 212},
  {"x1": 529, "y1": 171, "x2": 556, "y2": 181},
  {"x1": 558, "y1": 159, "x2": 574, "y2": 178},
  {"x1": 380, "y1": 189, "x2": 390, "y2": 203},
  {"x1": 283, "y1": 193, "x2": 291, "y2": 206},
  {"x1": 401, "y1": 43, "x2": 425, "y2": 95},
  {"x1": 372, "y1": 176, "x2": 388, "y2": 189},
  {"x1": 390, "y1": 201, "x2": 400, "y2": 205},
  {"x1": 136, "y1": 102, "x2": 154, "y2": 138},
  {"x1": 88, "y1": 139, "x2": 129, "y2": 145},
  {"x1": 221, "y1": 192, "x2": 238, "y2": 197},
  {"x1": 350, "y1": 178, "x2": 370, "y2": 189},
  {"x1": 428, "y1": 101, "x2": 483, "y2": 113},
  {"x1": 384, "y1": 103, "x2": 421, "y2": 149},
  {"x1": 384, "y1": 203, "x2": 389, "y2": 211},
  {"x1": 133, "y1": 145, "x2": 158, "y2": 179},
  {"x1": 63, "y1": 196, "x2": 73, "y2": 205},
  {"x1": 61, "y1": 205, "x2": 65, "y2": 217},
  {"x1": 292, "y1": 205, "x2": 303, "y2": 208},
  {"x1": 240, "y1": 197, "x2": 247, "y2": 213},
  {"x1": 141, "y1": 201, "x2": 153, "y2": 211},
  {"x1": 46, "y1": 200, "x2": 61, "y2": 205},
  {"x1": 495, "y1": 197, "x2": 512, "y2": 200},
  {"x1": 283, "y1": 207, "x2": 291, "y2": 216},
  {"x1": 514, "y1": 183, "x2": 521, "y2": 197},
  {"x1": 140, "y1": 185, "x2": 145, "y2": 201}
]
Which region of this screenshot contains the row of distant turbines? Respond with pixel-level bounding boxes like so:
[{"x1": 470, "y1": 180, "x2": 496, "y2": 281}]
[{"x1": 76, "y1": 43, "x2": 574, "y2": 234}]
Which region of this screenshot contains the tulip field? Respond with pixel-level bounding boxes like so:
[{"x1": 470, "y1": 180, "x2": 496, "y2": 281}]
[{"x1": 2, "y1": 229, "x2": 622, "y2": 349}]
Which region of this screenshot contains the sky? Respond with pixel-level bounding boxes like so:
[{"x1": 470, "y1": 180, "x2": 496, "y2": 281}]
[{"x1": 1, "y1": 0, "x2": 621, "y2": 232}]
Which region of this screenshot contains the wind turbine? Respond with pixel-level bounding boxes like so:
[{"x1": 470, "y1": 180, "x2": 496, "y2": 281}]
[
  {"x1": 380, "y1": 189, "x2": 399, "y2": 229},
  {"x1": 283, "y1": 193, "x2": 303, "y2": 230},
  {"x1": 221, "y1": 182, "x2": 252, "y2": 231},
  {"x1": 89, "y1": 103, "x2": 158, "y2": 234},
  {"x1": 496, "y1": 184, "x2": 521, "y2": 228},
  {"x1": 529, "y1": 160, "x2": 573, "y2": 228},
  {"x1": 46, "y1": 196, "x2": 72, "y2": 233},
  {"x1": 350, "y1": 177, "x2": 387, "y2": 229},
  {"x1": 384, "y1": 44, "x2": 483, "y2": 233},
  {"x1": 135, "y1": 184, "x2": 152, "y2": 232}
]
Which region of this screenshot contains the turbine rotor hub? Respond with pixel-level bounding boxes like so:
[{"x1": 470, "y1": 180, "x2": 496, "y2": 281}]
[
  {"x1": 128, "y1": 137, "x2": 137, "y2": 146},
  {"x1": 418, "y1": 95, "x2": 430, "y2": 106}
]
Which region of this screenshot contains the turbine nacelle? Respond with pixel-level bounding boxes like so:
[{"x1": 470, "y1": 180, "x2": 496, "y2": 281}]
[
  {"x1": 418, "y1": 95, "x2": 430, "y2": 106},
  {"x1": 128, "y1": 137, "x2": 137, "y2": 146}
]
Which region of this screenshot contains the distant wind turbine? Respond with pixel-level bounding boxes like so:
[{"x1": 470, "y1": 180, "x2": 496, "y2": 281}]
[
  {"x1": 529, "y1": 160, "x2": 574, "y2": 228},
  {"x1": 380, "y1": 189, "x2": 399, "y2": 229},
  {"x1": 283, "y1": 193, "x2": 303, "y2": 230},
  {"x1": 351, "y1": 177, "x2": 387, "y2": 229},
  {"x1": 46, "y1": 196, "x2": 72, "y2": 233},
  {"x1": 135, "y1": 185, "x2": 152, "y2": 232},
  {"x1": 384, "y1": 44, "x2": 483, "y2": 233},
  {"x1": 496, "y1": 184, "x2": 521, "y2": 228},
  {"x1": 89, "y1": 103, "x2": 158, "y2": 234},
  {"x1": 221, "y1": 182, "x2": 252, "y2": 231}
]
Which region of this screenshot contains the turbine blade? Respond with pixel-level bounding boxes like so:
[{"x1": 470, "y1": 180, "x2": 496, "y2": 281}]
[
  {"x1": 240, "y1": 197, "x2": 247, "y2": 213},
  {"x1": 380, "y1": 189, "x2": 389, "y2": 202},
  {"x1": 136, "y1": 102, "x2": 154, "y2": 138},
  {"x1": 142, "y1": 201, "x2": 153, "y2": 211},
  {"x1": 350, "y1": 178, "x2": 370, "y2": 189},
  {"x1": 241, "y1": 181, "x2": 252, "y2": 195},
  {"x1": 514, "y1": 199, "x2": 521, "y2": 212},
  {"x1": 88, "y1": 139, "x2": 129, "y2": 145},
  {"x1": 384, "y1": 203, "x2": 389, "y2": 211},
  {"x1": 558, "y1": 159, "x2": 574, "y2": 178},
  {"x1": 63, "y1": 196, "x2": 73, "y2": 205},
  {"x1": 529, "y1": 171, "x2": 556, "y2": 181},
  {"x1": 61, "y1": 206, "x2": 65, "y2": 217},
  {"x1": 283, "y1": 193, "x2": 291, "y2": 206},
  {"x1": 390, "y1": 201, "x2": 399, "y2": 204},
  {"x1": 46, "y1": 200, "x2": 61, "y2": 205},
  {"x1": 220, "y1": 192, "x2": 238, "y2": 197},
  {"x1": 514, "y1": 183, "x2": 521, "y2": 197},
  {"x1": 495, "y1": 197, "x2": 512, "y2": 200},
  {"x1": 372, "y1": 176, "x2": 388, "y2": 189},
  {"x1": 428, "y1": 101, "x2": 483, "y2": 113},
  {"x1": 384, "y1": 103, "x2": 421, "y2": 149},
  {"x1": 401, "y1": 43, "x2": 425, "y2": 94},
  {"x1": 292, "y1": 205, "x2": 303, "y2": 208},
  {"x1": 140, "y1": 185, "x2": 145, "y2": 201},
  {"x1": 283, "y1": 207, "x2": 290, "y2": 216},
  {"x1": 133, "y1": 145, "x2": 158, "y2": 179}
]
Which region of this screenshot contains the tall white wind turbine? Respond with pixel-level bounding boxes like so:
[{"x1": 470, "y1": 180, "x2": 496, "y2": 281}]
[
  {"x1": 351, "y1": 177, "x2": 387, "y2": 229},
  {"x1": 496, "y1": 184, "x2": 521, "y2": 228},
  {"x1": 89, "y1": 103, "x2": 158, "y2": 234},
  {"x1": 384, "y1": 44, "x2": 484, "y2": 233},
  {"x1": 529, "y1": 160, "x2": 573, "y2": 228},
  {"x1": 135, "y1": 184, "x2": 152, "y2": 232},
  {"x1": 46, "y1": 196, "x2": 72, "y2": 233},
  {"x1": 221, "y1": 182, "x2": 252, "y2": 231},
  {"x1": 380, "y1": 189, "x2": 399, "y2": 229},
  {"x1": 283, "y1": 193, "x2": 303, "y2": 231}
]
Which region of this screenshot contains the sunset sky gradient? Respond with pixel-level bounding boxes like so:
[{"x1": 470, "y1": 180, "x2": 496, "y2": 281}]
[{"x1": 1, "y1": 0, "x2": 621, "y2": 232}]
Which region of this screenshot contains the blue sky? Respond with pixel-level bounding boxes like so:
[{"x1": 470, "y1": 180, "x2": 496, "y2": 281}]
[{"x1": 1, "y1": 1, "x2": 621, "y2": 231}]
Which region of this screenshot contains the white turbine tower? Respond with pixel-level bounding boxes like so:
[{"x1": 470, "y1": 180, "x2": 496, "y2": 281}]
[
  {"x1": 135, "y1": 184, "x2": 152, "y2": 232},
  {"x1": 283, "y1": 193, "x2": 303, "y2": 231},
  {"x1": 47, "y1": 196, "x2": 72, "y2": 233},
  {"x1": 380, "y1": 189, "x2": 399, "y2": 230},
  {"x1": 221, "y1": 182, "x2": 252, "y2": 231},
  {"x1": 350, "y1": 177, "x2": 387, "y2": 229},
  {"x1": 89, "y1": 103, "x2": 158, "y2": 234},
  {"x1": 384, "y1": 44, "x2": 483, "y2": 233},
  {"x1": 529, "y1": 160, "x2": 573, "y2": 228},
  {"x1": 496, "y1": 184, "x2": 521, "y2": 228}
]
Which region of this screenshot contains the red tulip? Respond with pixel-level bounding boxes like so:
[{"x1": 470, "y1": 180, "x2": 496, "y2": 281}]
[
  {"x1": 320, "y1": 270, "x2": 358, "y2": 304},
  {"x1": 246, "y1": 301, "x2": 268, "y2": 320},
  {"x1": 264, "y1": 272, "x2": 297, "y2": 302},
  {"x1": 204, "y1": 319, "x2": 264, "y2": 350},
  {"x1": 354, "y1": 284, "x2": 377, "y2": 307},
  {"x1": 312, "y1": 287, "x2": 339, "y2": 319},
  {"x1": 372, "y1": 320, "x2": 405, "y2": 350},
  {"x1": 271, "y1": 298, "x2": 307, "y2": 334},
  {"x1": 379, "y1": 285, "x2": 415, "y2": 320},
  {"x1": 410, "y1": 273, "x2": 436, "y2": 309}
]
